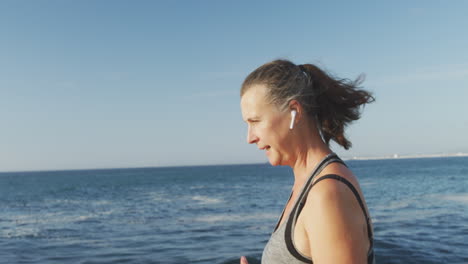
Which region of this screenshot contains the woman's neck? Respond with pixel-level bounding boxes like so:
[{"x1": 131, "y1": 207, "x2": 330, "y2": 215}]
[{"x1": 289, "y1": 127, "x2": 332, "y2": 191}]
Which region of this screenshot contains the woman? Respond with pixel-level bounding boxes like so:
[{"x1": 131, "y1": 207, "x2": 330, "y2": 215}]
[{"x1": 239, "y1": 60, "x2": 375, "y2": 264}]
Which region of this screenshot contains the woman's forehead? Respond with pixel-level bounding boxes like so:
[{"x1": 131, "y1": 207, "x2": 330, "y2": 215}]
[
  {"x1": 241, "y1": 85, "x2": 268, "y2": 109},
  {"x1": 241, "y1": 85, "x2": 279, "y2": 120},
  {"x1": 243, "y1": 84, "x2": 268, "y2": 98}
]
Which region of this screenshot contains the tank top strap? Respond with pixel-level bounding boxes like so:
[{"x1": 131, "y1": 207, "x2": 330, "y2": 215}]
[{"x1": 295, "y1": 155, "x2": 347, "y2": 207}]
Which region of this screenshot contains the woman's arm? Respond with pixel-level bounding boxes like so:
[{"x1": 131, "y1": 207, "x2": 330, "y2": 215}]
[{"x1": 303, "y1": 179, "x2": 369, "y2": 264}]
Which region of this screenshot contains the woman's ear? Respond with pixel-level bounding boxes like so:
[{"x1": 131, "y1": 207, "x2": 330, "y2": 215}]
[{"x1": 288, "y1": 100, "x2": 302, "y2": 119}]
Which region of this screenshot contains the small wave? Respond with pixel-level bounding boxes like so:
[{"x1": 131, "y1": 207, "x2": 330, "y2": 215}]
[
  {"x1": 192, "y1": 212, "x2": 277, "y2": 223},
  {"x1": 2, "y1": 210, "x2": 115, "y2": 227},
  {"x1": 189, "y1": 185, "x2": 207, "y2": 190},
  {"x1": 43, "y1": 199, "x2": 82, "y2": 206},
  {"x1": 360, "y1": 181, "x2": 377, "y2": 187},
  {"x1": 43, "y1": 199, "x2": 112, "y2": 207},
  {"x1": 0, "y1": 227, "x2": 40, "y2": 239},
  {"x1": 92, "y1": 200, "x2": 111, "y2": 206},
  {"x1": 438, "y1": 194, "x2": 468, "y2": 204},
  {"x1": 147, "y1": 192, "x2": 172, "y2": 202},
  {"x1": 192, "y1": 195, "x2": 223, "y2": 205},
  {"x1": 374, "y1": 200, "x2": 411, "y2": 211}
]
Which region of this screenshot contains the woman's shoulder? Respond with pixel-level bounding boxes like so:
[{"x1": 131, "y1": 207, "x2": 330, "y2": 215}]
[
  {"x1": 306, "y1": 173, "x2": 358, "y2": 210},
  {"x1": 301, "y1": 168, "x2": 365, "y2": 228},
  {"x1": 299, "y1": 171, "x2": 371, "y2": 262}
]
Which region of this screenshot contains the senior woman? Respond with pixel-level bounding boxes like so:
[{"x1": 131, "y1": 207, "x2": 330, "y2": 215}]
[{"x1": 239, "y1": 60, "x2": 375, "y2": 264}]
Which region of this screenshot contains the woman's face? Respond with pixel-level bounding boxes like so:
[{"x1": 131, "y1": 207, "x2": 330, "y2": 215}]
[{"x1": 240, "y1": 85, "x2": 293, "y2": 166}]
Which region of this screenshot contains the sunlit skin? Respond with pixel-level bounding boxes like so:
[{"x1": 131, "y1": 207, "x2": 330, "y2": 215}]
[{"x1": 240, "y1": 85, "x2": 372, "y2": 264}]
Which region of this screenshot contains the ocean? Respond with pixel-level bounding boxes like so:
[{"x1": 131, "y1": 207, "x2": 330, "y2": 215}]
[{"x1": 1, "y1": 156, "x2": 467, "y2": 264}]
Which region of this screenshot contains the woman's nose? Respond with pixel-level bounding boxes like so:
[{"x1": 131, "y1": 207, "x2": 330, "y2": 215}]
[{"x1": 247, "y1": 127, "x2": 258, "y2": 144}]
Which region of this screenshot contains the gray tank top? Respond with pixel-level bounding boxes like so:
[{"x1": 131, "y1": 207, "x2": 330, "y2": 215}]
[{"x1": 261, "y1": 153, "x2": 375, "y2": 264}]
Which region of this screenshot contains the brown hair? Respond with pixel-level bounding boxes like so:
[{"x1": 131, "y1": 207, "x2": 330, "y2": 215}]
[{"x1": 240, "y1": 59, "x2": 374, "y2": 150}]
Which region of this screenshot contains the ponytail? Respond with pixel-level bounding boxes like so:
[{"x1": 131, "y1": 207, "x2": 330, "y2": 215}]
[{"x1": 300, "y1": 64, "x2": 374, "y2": 149}]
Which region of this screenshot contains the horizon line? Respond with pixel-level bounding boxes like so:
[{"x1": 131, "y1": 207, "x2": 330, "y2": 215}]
[{"x1": 1, "y1": 152, "x2": 467, "y2": 174}]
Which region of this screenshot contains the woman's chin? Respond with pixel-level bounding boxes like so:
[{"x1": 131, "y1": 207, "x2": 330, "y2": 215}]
[
  {"x1": 268, "y1": 156, "x2": 291, "y2": 167},
  {"x1": 268, "y1": 157, "x2": 282, "y2": 166}
]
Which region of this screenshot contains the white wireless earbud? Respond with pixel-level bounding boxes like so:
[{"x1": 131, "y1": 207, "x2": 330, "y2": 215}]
[{"x1": 289, "y1": 110, "x2": 297, "y2": 130}]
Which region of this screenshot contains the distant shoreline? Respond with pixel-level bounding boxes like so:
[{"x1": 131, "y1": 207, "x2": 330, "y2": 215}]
[
  {"x1": 342, "y1": 152, "x2": 468, "y2": 161},
  {"x1": 1, "y1": 153, "x2": 467, "y2": 173}
]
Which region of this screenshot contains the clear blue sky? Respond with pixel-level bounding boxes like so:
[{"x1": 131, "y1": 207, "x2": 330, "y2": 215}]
[{"x1": 1, "y1": 1, "x2": 467, "y2": 172}]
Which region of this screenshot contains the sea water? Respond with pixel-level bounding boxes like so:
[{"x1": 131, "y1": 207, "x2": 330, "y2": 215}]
[{"x1": 1, "y1": 156, "x2": 467, "y2": 263}]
